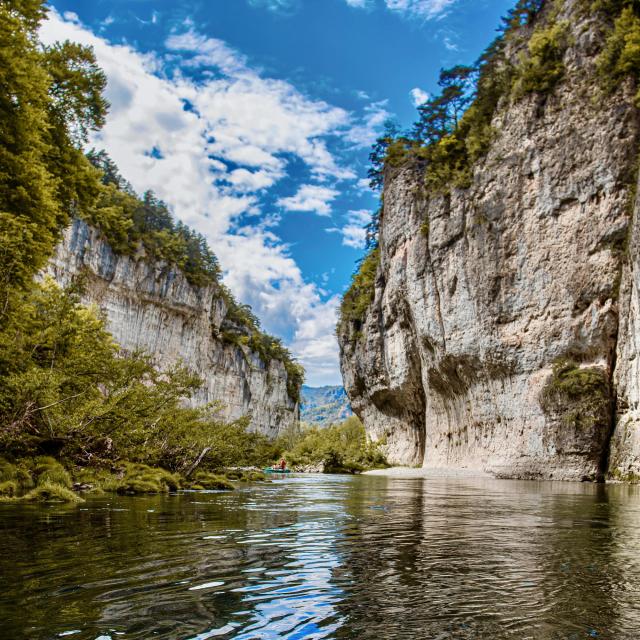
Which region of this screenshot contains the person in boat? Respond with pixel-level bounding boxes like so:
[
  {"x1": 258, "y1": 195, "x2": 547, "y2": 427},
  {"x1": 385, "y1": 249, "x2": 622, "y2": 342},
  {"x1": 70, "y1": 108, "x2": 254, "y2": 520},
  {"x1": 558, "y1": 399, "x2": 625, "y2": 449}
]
[{"x1": 278, "y1": 458, "x2": 286, "y2": 471}]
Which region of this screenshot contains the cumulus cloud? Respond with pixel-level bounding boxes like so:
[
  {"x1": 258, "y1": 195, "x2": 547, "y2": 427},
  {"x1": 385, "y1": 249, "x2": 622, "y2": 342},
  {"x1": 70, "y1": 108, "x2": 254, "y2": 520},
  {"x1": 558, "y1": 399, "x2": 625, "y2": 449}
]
[
  {"x1": 328, "y1": 209, "x2": 372, "y2": 250},
  {"x1": 410, "y1": 87, "x2": 430, "y2": 106},
  {"x1": 38, "y1": 10, "x2": 369, "y2": 385},
  {"x1": 384, "y1": 0, "x2": 456, "y2": 19},
  {"x1": 346, "y1": 99, "x2": 391, "y2": 147},
  {"x1": 277, "y1": 185, "x2": 339, "y2": 216}
]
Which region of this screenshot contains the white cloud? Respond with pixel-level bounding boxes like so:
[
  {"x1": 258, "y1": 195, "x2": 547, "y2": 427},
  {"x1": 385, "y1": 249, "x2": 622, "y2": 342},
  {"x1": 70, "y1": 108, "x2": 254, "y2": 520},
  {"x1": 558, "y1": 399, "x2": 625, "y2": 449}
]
[
  {"x1": 277, "y1": 185, "x2": 339, "y2": 216},
  {"x1": 166, "y1": 29, "x2": 247, "y2": 75},
  {"x1": 38, "y1": 10, "x2": 365, "y2": 385},
  {"x1": 384, "y1": 0, "x2": 456, "y2": 19},
  {"x1": 346, "y1": 99, "x2": 390, "y2": 147},
  {"x1": 410, "y1": 87, "x2": 430, "y2": 106},
  {"x1": 443, "y1": 35, "x2": 459, "y2": 51},
  {"x1": 328, "y1": 209, "x2": 372, "y2": 249},
  {"x1": 345, "y1": 0, "x2": 370, "y2": 7},
  {"x1": 247, "y1": 0, "x2": 297, "y2": 13}
]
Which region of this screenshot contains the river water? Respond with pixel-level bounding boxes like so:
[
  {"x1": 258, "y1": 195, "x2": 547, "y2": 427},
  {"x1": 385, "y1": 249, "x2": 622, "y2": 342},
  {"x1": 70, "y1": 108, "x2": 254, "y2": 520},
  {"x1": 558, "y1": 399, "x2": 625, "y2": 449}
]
[{"x1": 1, "y1": 474, "x2": 640, "y2": 639}]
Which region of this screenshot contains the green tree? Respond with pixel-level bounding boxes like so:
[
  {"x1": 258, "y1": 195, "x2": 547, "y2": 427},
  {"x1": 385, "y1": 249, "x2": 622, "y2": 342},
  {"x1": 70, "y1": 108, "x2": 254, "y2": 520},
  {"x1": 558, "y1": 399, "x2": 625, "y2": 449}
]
[
  {"x1": 367, "y1": 120, "x2": 402, "y2": 191},
  {"x1": 0, "y1": 0, "x2": 107, "y2": 307}
]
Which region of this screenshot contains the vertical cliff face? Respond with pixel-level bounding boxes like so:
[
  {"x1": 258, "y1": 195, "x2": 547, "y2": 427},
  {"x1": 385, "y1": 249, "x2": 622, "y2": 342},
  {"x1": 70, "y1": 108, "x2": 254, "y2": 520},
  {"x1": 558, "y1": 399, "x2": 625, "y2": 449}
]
[
  {"x1": 339, "y1": 2, "x2": 640, "y2": 480},
  {"x1": 47, "y1": 219, "x2": 298, "y2": 437}
]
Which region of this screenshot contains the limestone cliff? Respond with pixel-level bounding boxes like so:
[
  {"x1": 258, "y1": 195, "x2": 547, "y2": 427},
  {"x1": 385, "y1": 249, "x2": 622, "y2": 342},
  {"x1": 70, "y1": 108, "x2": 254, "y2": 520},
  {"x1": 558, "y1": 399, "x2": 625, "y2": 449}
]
[
  {"x1": 47, "y1": 219, "x2": 298, "y2": 438},
  {"x1": 338, "y1": 1, "x2": 640, "y2": 480}
]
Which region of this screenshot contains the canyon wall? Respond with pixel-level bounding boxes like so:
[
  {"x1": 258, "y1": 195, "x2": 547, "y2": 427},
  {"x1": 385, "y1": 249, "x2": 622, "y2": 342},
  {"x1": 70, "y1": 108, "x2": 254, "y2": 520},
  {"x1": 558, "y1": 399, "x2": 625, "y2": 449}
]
[
  {"x1": 47, "y1": 219, "x2": 298, "y2": 438},
  {"x1": 338, "y1": 2, "x2": 640, "y2": 480}
]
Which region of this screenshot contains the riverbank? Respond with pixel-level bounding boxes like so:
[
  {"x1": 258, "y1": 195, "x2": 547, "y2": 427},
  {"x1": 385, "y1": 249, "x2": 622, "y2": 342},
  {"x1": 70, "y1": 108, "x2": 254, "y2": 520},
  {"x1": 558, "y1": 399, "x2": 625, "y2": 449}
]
[{"x1": 364, "y1": 466, "x2": 492, "y2": 479}]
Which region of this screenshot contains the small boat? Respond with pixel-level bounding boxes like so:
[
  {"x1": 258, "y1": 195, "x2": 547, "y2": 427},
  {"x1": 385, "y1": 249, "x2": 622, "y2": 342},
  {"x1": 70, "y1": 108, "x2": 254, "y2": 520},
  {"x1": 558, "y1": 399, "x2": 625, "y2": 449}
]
[{"x1": 264, "y1": 467, "x2": 292, "y2": 474}]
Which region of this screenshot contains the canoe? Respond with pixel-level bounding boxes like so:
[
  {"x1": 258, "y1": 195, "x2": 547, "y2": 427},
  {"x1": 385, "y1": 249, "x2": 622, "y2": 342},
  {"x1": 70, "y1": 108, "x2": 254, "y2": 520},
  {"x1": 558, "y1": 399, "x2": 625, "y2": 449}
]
[{"x1": 264, "y1": 467, "x2": 292, "y2": 474}]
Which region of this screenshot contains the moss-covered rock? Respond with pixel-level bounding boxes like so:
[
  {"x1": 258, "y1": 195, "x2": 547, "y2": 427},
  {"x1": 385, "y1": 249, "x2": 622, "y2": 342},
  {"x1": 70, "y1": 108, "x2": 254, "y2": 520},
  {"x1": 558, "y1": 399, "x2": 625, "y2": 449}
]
[
  {"x1": 192, "y1": 472, "x2": 235, "y2": 491},
  {"x1": 22, "y1": 481, "x2": 83, "y2": 504},
  {"x1": 115, "y1": 463, "x2": 180, "y2": 495},
  {"x1": 540, "y1": 359, "x2": 611, "y2": 431},
  {"x1": 0, "y1": 480, "x2": 18, "y2": 497}
]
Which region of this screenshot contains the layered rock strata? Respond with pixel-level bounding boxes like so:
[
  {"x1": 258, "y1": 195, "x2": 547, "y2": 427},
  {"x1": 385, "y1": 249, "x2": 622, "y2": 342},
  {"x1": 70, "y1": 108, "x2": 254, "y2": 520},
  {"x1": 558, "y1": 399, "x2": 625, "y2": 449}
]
[{"x1": 47, "y1": 219, "x2": 298, "y2": 438}]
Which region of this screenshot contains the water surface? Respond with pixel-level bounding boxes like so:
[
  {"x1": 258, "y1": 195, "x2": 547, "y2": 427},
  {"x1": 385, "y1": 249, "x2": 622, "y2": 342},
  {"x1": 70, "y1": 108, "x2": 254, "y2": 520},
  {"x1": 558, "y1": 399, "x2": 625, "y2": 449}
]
[{"x1": 1, "y1": 474, "x2": 640, "y2": 639}]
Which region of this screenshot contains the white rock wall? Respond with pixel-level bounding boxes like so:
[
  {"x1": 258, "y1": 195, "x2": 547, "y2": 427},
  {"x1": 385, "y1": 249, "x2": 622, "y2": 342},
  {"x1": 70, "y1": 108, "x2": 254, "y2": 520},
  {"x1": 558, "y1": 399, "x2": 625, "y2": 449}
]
[
  {"x1": 47, "y1": 219, "x2": 298, "y2": 438},
  {"x1": 339, "y1": 3, "x2": 640, "y2": 480}
]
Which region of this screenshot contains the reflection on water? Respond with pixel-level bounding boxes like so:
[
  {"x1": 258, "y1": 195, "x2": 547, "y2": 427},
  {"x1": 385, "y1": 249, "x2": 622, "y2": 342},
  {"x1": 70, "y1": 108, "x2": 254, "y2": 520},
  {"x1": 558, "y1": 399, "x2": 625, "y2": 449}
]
[{"x1": 1, "y1": 475, "x2": 640, "y2": 639}]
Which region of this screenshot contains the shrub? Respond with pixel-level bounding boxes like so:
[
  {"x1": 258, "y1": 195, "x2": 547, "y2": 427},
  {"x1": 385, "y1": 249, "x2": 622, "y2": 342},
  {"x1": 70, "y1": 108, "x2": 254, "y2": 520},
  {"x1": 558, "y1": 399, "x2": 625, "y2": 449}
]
[
  {"x1": 597, "y1": 5, "x2": 640, "y2": 104},
  {"x1": 511, "y1": 21, "x2": 569, "y2": 98},
  {"x1": 540, "y1": 359, "x2": 611, "y2": 430},
  {"x1": 339, "y1": 249, "x2": 380, "y2": 331},
  {"x1": 283, "y1": 416, "x2": 387, "y2": 474}
]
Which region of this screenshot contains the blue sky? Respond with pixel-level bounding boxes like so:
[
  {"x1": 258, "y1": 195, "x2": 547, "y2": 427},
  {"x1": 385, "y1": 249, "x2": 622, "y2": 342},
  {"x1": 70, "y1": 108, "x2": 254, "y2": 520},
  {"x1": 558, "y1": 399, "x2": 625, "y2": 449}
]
[{"x1": 41, "y1": 0, "x2": 513, "y2": 385}]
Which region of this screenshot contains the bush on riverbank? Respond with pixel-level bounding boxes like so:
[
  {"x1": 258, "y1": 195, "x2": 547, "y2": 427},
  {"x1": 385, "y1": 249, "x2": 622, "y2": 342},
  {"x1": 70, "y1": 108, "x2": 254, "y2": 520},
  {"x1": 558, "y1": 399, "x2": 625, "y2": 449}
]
[{"x1": 283, "y1": 416, "x2": 387, "y2": 473}]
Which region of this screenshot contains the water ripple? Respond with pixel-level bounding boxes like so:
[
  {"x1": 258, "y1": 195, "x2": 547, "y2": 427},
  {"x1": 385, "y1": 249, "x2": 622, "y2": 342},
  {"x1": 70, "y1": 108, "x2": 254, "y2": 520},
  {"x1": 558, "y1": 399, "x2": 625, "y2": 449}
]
[{"x1": 1, "y1": 475, "x2": 640, "y2": 639}]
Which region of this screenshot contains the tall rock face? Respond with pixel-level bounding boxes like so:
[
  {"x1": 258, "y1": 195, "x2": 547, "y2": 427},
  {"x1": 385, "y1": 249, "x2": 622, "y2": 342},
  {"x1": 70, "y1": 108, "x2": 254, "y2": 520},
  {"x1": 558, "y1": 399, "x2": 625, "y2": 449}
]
[
  {"x1": 47, "y1": 219, "x2": 298, "y2": 438},
  {"x1": 338, "y1": 2, "x2": 640, "y2": 480}
]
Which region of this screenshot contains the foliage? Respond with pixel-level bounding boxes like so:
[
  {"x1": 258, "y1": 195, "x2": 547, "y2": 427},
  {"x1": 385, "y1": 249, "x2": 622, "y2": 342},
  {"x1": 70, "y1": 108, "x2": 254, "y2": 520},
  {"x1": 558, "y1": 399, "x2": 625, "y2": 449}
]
[
  {"x1": 597, "y1": 4, "x2": 640, "y2": 105},
  {"x1": 0, "y1": 0, "x2": 106, "y2": 307},
  {"x1": 85, "y1": 151, "x2": 222, "y2": 287},
  {"x1": 283, "y1": 416, "x2": 387, "y2": 473},
  {"x1": 363, "y1": 0, "x2": 566, "y2": 205},
  {"x1": 511, "y1": 20, "x2": 569, "y2": 98},
  {"x1": 539, "y1": 359, "x2": 611, "y2": 430},
  {"x1": 0, "y1": 279, "x2": 289, "y2": 475},
  {"x1": 338, "y1": 248, "x2": 379, "y2": 330},
  {"x1": 368, "y1": 120, "x2": 403, "y2": 191}
]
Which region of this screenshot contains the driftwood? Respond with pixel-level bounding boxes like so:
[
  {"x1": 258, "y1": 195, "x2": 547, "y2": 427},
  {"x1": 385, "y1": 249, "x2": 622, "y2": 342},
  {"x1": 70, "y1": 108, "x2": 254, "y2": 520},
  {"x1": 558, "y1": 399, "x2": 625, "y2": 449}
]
[{"x1": 184, "y1": 447, "x2": 211, "y2": 478}]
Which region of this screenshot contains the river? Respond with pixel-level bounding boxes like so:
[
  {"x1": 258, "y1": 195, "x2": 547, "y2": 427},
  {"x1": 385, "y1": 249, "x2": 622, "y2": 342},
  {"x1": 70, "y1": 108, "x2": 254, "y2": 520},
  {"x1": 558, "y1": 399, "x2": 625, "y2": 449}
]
[{"x1": 1, "y1": 474, "x2": 640, "y2": 639}]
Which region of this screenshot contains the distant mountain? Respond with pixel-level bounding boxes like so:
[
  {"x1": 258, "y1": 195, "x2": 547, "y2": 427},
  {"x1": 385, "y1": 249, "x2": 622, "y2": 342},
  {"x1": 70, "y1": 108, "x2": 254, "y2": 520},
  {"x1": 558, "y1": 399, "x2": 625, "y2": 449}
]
[{"x1": 300, "y1": 385, "x2": 353, "y2": 427}]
